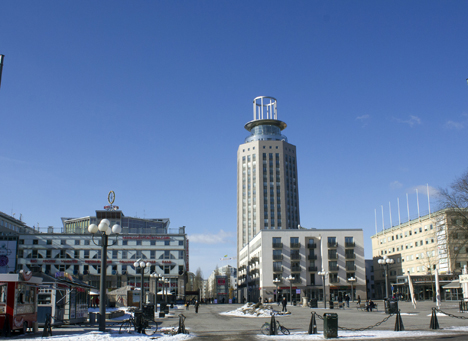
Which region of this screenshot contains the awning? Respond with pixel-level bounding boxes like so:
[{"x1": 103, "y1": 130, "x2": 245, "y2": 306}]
[{"x1": 443, "y1": 280, "x2": 461, "y2": 289}]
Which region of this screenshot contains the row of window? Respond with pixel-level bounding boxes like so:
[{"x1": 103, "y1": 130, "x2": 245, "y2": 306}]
[
  {"x1": 20, "y1": 239, "x2": 184, "y2": 246},
  {"x1": 20, "y1": 249, "x2": 184, "y2": 260},
  {"x1": 29, "y1": 263, "x2": 182, "y2": 276},
  {"x1": 379, "y1": 225, "x2": 434, "y2": 244},
  {"x1": 380, "y1": 237, "x2": 436, "y2": 255}
]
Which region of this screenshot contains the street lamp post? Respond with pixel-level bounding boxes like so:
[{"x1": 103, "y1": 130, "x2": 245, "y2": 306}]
[
  {"x1": 318, "y1": 270, "x2": 328, "y2": 308},
  {"x1": 164, "y1": 278, "x2": 170, "y2": 303},
  {"x1": 286, "y1": 275, "x2": 294, "y2": 306},
  {"x1": 273, "y1": 278, "x2": 280, "y2": 302},
  {"x1": 134, "y1": 259, "x2": 151, "y2": 310},
  {"x1": 88, "y1": 219, "x2": 121, "y2": 332},
  {"x1": 151, "y1": 272, "x2": 161, "y2": 314},
  {"x1": 378, "y1": 255, "x2": 394, "y2": 299},
  {"x1": 348, "y1": 277, "x2": 356, "y2": 302}
]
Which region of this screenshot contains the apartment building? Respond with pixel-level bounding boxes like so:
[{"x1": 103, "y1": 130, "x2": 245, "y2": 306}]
[
  {"x1": 237, "y1": 228, "x2": 365, "y2": 303},
  {"x1": 371, "y1": 208, "x2": 468, "y2": 300}
]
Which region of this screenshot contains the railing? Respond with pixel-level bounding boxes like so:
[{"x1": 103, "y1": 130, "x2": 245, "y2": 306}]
[
  {"x1": 329, "y1": 266, "x2": 339, "y2": 272},
  {"x1": 292, "y1": 278, "x2": 302, "y2": 284},
  {"x1": 273, "y1": 255, "x2": 283, "y2": 260},
  {"x1": 272, "y1": 243, "x2": 283, "y2": 248},
  {"x1": 291, "y1": 266, "x2": 301, "y2": 272},
  {"x1": 307, "y1": 243, "x2": 317, "y2": 249},
  {"x1": 290, "y1": 254, "x2": 301, "y2": 260},
  {"x1": 290, "y1": 243, "x2": 300, "y2": 249},
  {"x1": 273, "y1": 266, "x2": 283, "y2": 273},
  {"x1": 345, "y1": 254, "x2": 356, "y2": 259},
  {"x1": 328, "y1": 242, "x2": 338, "y2": 248},
  {"x1": 308, "y1": 255, "x2": 317, "y2": 260},
  {"x1": 328, "y1": 254, "x2": 338, "y2": 260},
  {"x1": 329, "y1": 278, "x2": 340, "y2": 283},
  {"x1": 345, "y1": 242, "x2": 355, "y2": 247},
  {"x1": 346, "y1": 265, "x2": 356, "y2": 271},
  {"x1": 308, "y1": 266, "x2": 318, "y2": 271}
]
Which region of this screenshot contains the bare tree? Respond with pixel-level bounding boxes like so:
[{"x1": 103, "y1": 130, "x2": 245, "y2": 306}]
[
  {"x1": 194, "y1": 267, "x2": 203, "y2": 291},
  {"x1": 438, "y1": 169, "x2": 468, "y2": 271}
]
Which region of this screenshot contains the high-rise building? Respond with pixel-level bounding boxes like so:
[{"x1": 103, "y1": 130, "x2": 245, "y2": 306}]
[{"x1": 237, "y1": 96, "x2": 300, "y2": 254}]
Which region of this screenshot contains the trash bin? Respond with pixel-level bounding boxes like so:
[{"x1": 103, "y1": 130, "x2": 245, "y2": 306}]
[
  {"x1": 323, "y1": 313, "x2": 338, "y2": 338},
  {"x1": 143, "y1": 304, "x2": 155, "y2": 320},
  {"x1": 160, "y1": 302, "x2": 167, "y2": 313},
  {"x1": 89, "y1": 312, "x2": 95, "y2": 325},
  {"x1": 329, "y1": 300, "x2": 334, "y2": 309},
  {"x1": 293, "y1": 300, "x2": 297, "y2": 306},
  {"x1": 384, "y1": 299, "x2": 398, "y2": 314},
  {"x1": 310, "y1": 298, "x2": 318, "y2": 308}
]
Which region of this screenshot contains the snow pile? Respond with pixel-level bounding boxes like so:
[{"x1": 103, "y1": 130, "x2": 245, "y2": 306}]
[{"x1": 220, "y1": 302, "x2": 292, "y2": 317}]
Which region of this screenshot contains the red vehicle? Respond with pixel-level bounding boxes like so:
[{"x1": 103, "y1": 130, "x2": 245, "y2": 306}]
[{"x1": 0, "y1": 271, "x2": 42, "y2": 335}]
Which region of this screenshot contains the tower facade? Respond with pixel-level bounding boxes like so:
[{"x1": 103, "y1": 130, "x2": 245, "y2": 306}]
[{"x1": 237, "y1": 96, "x2": 300, "y2": 252}]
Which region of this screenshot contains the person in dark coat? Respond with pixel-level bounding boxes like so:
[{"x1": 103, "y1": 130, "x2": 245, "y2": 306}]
[
  {"x1": 344, "y1": 294, "x2": 350, "y2": 308},
  {"x1": 195, "y1": 300, "x2": 199, "y2": 313},
  {"x1": 282, "y1": 296, "x2": 287, "y2": 312}
]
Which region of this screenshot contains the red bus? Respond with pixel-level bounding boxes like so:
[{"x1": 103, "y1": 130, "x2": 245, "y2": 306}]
[{"x1": 0, "y1": 271, "x2": 42, "y2": 335}]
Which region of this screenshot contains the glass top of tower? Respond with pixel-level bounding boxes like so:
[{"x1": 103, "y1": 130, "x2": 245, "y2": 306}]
[{"x1": 244, "y1": 121, "x2": 288, "y2": 143}]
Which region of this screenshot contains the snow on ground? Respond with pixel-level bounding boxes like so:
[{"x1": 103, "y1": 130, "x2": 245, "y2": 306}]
[
  {"x1": 220, "y1": 303, "x2": 292, "y2": 318},
  {"x1": 11, "y1": 330, "x2": 193, "y2": 341},
  {"x1": 257, "y1": 330, "x2": 451, "y2": 340}
]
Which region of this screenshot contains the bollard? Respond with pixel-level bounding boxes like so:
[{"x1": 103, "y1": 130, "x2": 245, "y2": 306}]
[
  {"x1": 177, "y1": 314, "x2": 187, "y2": 334},
  {"x1": 429, "y1": 307, "x2": 439, "y2": 329},
  {"x1": 269, "y1": 314, "x2": 277, "y2": 335},
  {"x1": 394, "y1": 310, "x2": 404, "y2": 331},
  {"x1": 308, "y1": 312, "x2": 317, "y2": 334}
]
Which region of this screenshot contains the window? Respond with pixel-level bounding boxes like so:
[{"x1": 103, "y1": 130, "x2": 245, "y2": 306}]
[
  {"x1": 122, "y1": 251, "x2": 127, "y2": 259},
  {"x1": 122, "y1": 240, "x2": 128, "y2": 246},
  {"x1": 112, "y1": 250, "x2": 118, "y2": 259},
  {"x1": 33, "y1": 240, "x2": 38, "y2": 245},
  {"x1": 47, "y1": 240, "x2": 52, "y2": 245},
  {"x1": 46, "y1": 250, "x2": 51, "y2": 258},
  {"x1": 179, "y1": 240, "x2": 184, "y2": 246},
  {"x1": 84, "y1": 250, "x2": 89, "y2": 259},
  {"x1": 165, "y1": 240, "x2": 170, "y2": 246},
  {"x1": 75, "y1": 240, "x2": 80, "y2": 245},
  {"x1": 85, "y1": 240, "x2": 90, "y2": 246},
  {"x1": 150, "y1": 240, "x2": 156, "y2": 246},
  {"x1": 61, "y1": 240, "x2": 67, "y2": 245},
  {"x1": 136, "y1": 240, "x2": 142, "y2": 246}
]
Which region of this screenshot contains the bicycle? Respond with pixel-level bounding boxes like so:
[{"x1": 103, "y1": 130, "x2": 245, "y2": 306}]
[
  {"x1": 260, "y1": 320, "x2": 290, "y2": 335},
  {"x1": 119, "y1": 308, "x2": 159, "y2": 335}
]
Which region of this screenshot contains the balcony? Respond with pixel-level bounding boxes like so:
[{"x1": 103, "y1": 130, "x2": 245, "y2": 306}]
[
  {"x1": 328, "y1": 242, "x2": 338, "y2": 248},
  {"x1": 329, "y1": 278, "x2": 340, "y2": 284},
  {"x1": 328, "y1": 254, "x2": 338, "y2": 260},
  {"x1": 329, "y1": 265, "x2": 339, "y2": 272},
  {"x1": 307, "y1": 243, "x2": 317, "y2": 249},
  {"x1": 290, "y1": 254, "x2": 301, "y2": 260},
  {"x1": 346, "y1": 265, "x2": 356, "y2": 271},
  {"x1": 345, "y1": 241, "x2": 355, "y2": 248},
  {"x1": 273, "y1": 266, "x2": 283, "y2": 273},
  {"x1": 251, "y1": 268, "x2": 260, "y2": 275},
  {"x1": 345, "y1": 253, "x2": 356, "y2": 259},
  {"x1": 308, "y1": 255, "x2": 317, "y2": 260},
  {"x1": 273, "y1": 255, "x2": 283, "y2": 260},
  {"x1": 291, "y1": 266, "x2": 301, "y2": 272},
  {"x1": 290, "y1": 243, "x2": 300, "y2": 249},
  {"x1": 308, "y1": 266, "x2": 318, "y2": 272},
  {"x1": 292, "y1": 278, "x2": 302, "y2": 284},
  {"x1": 272, "y1": 243, "x2": 283, "y2": 248}
]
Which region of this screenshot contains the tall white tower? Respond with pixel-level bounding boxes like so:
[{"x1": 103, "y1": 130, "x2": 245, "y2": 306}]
[{"x1": 237, "y1": 96, "x2": 300, "y2": 253}]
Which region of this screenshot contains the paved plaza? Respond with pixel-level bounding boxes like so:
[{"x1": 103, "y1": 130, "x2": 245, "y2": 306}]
[{"x1": 10, "y1": 300, "x2": 468, "y2": 340}]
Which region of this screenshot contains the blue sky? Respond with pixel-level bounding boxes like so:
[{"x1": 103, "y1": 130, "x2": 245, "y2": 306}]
[{"x1": 1, "y1": 1, "x2": 467, "y2": 278}]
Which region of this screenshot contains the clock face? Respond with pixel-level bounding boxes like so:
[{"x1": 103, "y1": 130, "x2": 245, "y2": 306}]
[{"x1": 108, "y1": 191, "x2": 115, "y2": 205}]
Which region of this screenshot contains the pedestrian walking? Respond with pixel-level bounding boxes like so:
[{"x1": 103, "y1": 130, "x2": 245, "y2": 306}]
[
  {"x1": 277, "y1": 295, "x2": 281, "y2": 306},
  {"x1": 357, "y1": 295, "x2": 361, "y2": 306},
  {"x1": 344, "y1": 294, "x2": 350, "y2": 308},
  {"x1": 195, "y1": 300, "x2": 199, "y2": 313},
  {"x1": 281, "y1": 296, "x2": 287, "y2": 312}
]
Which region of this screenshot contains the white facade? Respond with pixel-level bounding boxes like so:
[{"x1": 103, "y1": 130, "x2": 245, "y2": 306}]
[
  {"x1": 237, "y1": 97, "x2": 300, "y2": 257},
  {"x1": 238, "y1": 228, "x2": 365, "y2": 303}
]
